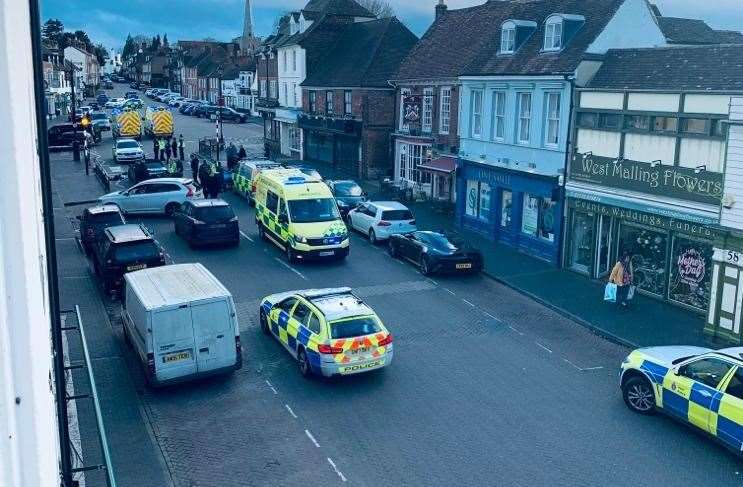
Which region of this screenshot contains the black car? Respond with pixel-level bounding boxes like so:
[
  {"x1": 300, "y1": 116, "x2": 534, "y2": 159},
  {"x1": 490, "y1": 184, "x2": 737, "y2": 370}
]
[
  {"x1": 48, "y1": 123, "x2": 88, "y2": 147},
  {"x1": 77, "y1": 205, "x2": 126, "y2": 255},
  {"x1": 179, "y1": 103, "x2": 193, "y2": 114},
  {"x1": 213, "y1": 107, "x2": 246, "y2": 123},
  {"x1": 173, "y1": 199, "x2": 239, "y2": 247},
  {"x1": 388, "y1": 231, "x2": 483, "y2": 276},
  {"x1": 92, "y1": 224, "x2": 166, "y2": 291},
  {"x1": 327, "y1": 180, "x2": 366, "y2": 220},
  {"x1": 195, "y1": 105, "x2": 219, "y2": 118},
  {"x1": 127, "y1": 159, "x2": 168, "y2": 184}
]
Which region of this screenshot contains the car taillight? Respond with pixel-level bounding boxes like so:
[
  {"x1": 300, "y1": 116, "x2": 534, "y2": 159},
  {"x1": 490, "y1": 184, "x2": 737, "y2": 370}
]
[
  {"x1": 378, "y1": 334, "x2": 393, "y2": 347},
  {"x1": 146, "y1": 353, "x2": 156, "y2": 377},
  {"x1": 318, "y1": 344, "x2": 344, "y2": 354},
  {"x1": 186, "y1": 186, "x2": 193, "y2": 197},
  {"x1": 377, "y1": 220, "x2": 391, "y2": 227}
]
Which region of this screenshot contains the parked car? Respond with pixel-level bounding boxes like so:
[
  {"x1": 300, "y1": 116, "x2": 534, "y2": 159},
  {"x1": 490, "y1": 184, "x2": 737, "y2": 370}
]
[
  {"x1": 127, "y1": 159, "x2": 168, "y2": 184},
  {"x1": 103, "y1": 80, "x2": 114, "y2": 89},
  {"x1": 98, "y1": 178, "x2": 202, "y2": 216},
  {"x1": 168, "y1": 97, "x2": 187, "y2": 107},
  {"x1": 174, "y1": 199, "x2": 239, "y2": 247},
  {"x1": 388, "y1": 231, "x2": 483, "y2": 275},
  {"x1": 96, "y1": 93, "x2": 109, "y2": 105},
  {"x1": 105, "y1": 98, "x2": 123, "y2": 108},
  {"x1": 179, "y1": 103, "x2": 194, "y2": 114},
  {"x1": 144, "y1": 89, "x2": 154, "y2": 97},
  {"x1": 77, "y1": 204, "x2": 126, "y2": 255},
  {"x1": 122, "y1": 263, "x2": 242, "y2": 387},
  {"x1": 48, "y1": 123, "x2": 90, "y2": 147},
  {"x1": 347, "y1": 201, "x2": 417, "y2": 244},
  {"x1": 112, "y1": 138, "x2": 145, "y2": 164},
  {"x1": 92, "y1": 224, "x2": 165, "y2": 291},
  {"x1": 194, "y1": 105, "x2": 219, "y2": 118},
  {"x1": 327, "y1": 180, "x2": 366, "y2": 220},
  {"x1": 211, "y1": 107, "x2": 247, "y2": 123},
  {"x1": 90, "y1": 111, "x2": 111, "y2": 132},
  {"x1": 89, "y1": 102, "x2": 100, "y2": 111}
]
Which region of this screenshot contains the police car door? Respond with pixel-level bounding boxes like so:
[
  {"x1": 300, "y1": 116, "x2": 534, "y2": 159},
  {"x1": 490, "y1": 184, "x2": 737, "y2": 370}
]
[
  {"x1": 663, "y1": 356, "x2": 733, "y2": 433},
  {"x1": 716, "y1": 366, "x2": 743, "y2": 452},
  {"x1": 271, "y1": 298, "x2": 299, "y2": 355}
]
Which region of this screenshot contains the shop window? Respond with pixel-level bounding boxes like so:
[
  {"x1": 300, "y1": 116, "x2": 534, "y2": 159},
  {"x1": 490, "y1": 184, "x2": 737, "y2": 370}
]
[
  {"x1": 618, "y1": 224, "x2": 668, "y2": 297},
  {"x1": 465, "y1": 180, "x2": 491, "y2": 222},
  {"x1": 624, "y1": 115, "x2": 650, "y2": 131},
  {"x1": 668, "y1": 236, "x2": 713, "y2": 311},
  {"x1": 522, "y1": 195, "x2": 556, "y2": 242},
  {"x1": 577, "y1": 112, "x2": 597, "y2": 129},
  {"x1": 598, "y1": 113, "x2": 620, "y2": 129},
  {"x1": 653, "y1": 116, "x2": 678, "y2": 133},
  {"x1": 398, "y1": 143, "x2": 430, "y2": 184},
  {"x1": 681, "y1": 118, "x2": 709, "y2": 135},
  {"x1": 500, "y1": 190, "x2": 512, "y2": 228},
  {"x1": 568, "y1": 211, "x2": 594, "y2": 274}
]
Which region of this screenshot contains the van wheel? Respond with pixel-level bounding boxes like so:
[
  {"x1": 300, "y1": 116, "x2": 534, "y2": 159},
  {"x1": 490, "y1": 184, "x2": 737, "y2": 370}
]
[
  {"x1": 286, "y1": 246, "x2": 297, "y2": 264},
  {"x1": 297, "y1": 348, "x2": 311, "y2": 378},
  {"x1": 165, "y1": 202, "x2": 180, "y2": 217},
  {"x1": 260, "y1": 310, "x2": 270, "y2": 335}
]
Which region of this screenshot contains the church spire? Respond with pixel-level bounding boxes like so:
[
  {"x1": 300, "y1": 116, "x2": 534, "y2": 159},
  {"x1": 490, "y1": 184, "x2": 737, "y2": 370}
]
[{"x1": 242, "y1": 0, "x2": 254, "y2": 39}]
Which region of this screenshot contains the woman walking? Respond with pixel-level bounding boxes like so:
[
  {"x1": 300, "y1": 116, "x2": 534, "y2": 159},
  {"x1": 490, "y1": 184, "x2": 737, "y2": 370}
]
[{"x1": 609, "y1": 253, "x2": 634, "y2": 307}]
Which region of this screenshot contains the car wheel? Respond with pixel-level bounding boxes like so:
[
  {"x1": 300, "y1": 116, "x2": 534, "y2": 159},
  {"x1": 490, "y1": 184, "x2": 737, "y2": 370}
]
[
  {"x1": 369, "y1": 229, "x2": 378, "y2": 245},
  {"x1": 420, "y1": 256, "x2": 433, "y2": 276},
  {"x1": 297, "y1": 348, "x2": 311, "y2": 378},
  {"x1": 260, "y1": 309, "x2": 270, "y2": 335},
  {"x1": 286, "y1": 245, "x2": 297, "y2": 264},
  {"x1": 622, "y1": 376, "x2": 656, "y2": 415},
  {"x1": 165, "y1": 202, "x2": 180, "y2": 217},
  {"x1": 388, "y1": 240, "x2": 398, "y2": 258}
]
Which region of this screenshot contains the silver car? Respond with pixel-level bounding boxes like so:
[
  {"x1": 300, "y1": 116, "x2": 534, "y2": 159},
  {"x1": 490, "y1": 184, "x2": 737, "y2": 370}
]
[
  {"x1": 112, "y1": 139, "x2": 145, "y2": 164},
  {"x1": 98, "y1": 178, "x2": 202, "y2": 216}
]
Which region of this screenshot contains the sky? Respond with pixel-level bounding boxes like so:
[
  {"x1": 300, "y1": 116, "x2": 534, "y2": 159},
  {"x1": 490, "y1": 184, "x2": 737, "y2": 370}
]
[{"x1": 41, "y1": 0, "x2": 743, "y2": 52}]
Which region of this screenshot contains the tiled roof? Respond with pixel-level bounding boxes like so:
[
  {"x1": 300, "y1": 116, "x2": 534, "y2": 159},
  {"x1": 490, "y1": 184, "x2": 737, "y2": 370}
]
[
  {"x1": 394, "y1": 0, "x2": 624, "y2": 80},
  {"x1": 658, "y1": 17, "x2": 723, "y2": 44},
  {"x1": 302, "y1": 17, "x2": 417, "y2": 88},
  {"x1": 587, "y1": 45, "x2": 743, "y2": 92},
  {"x1": 303, "y1": 0, "x2": 374, "y2": 18},
  {"x1": 714, "y1": 30, "x2": 743, "y2": 44}
]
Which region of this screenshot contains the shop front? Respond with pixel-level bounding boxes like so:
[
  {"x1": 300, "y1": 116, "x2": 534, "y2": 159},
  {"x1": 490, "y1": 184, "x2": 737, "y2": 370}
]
[
  {"x1": 299, "y1": 114, "x2": 361, "y2": 176},
  {"x1": 456, "y1": 159, "x2": 563, "y2": 264},
  {"x1": 565, "y1": 196, "x2": 718, "y2": 313}
]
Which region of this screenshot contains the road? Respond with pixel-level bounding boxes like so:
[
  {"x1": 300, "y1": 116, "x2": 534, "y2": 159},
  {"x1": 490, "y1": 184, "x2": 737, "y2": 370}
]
[{"x1": 57, "y1": 84, "x2": 743, "y2": 486}]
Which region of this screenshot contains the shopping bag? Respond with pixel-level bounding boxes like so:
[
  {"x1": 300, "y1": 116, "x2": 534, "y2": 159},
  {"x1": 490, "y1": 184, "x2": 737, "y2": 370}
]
[
  {"x1": 627, "y1": 285, "x2": 636, "y2": 301},
  {"x1": 604, "y1": 283, "x2": 617, "y2": 303}
]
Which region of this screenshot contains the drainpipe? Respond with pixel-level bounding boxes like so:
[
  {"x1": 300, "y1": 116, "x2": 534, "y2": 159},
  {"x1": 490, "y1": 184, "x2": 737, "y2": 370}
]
[{"x1": 559, "y1": 74, "x2": 576, "y2": 270}]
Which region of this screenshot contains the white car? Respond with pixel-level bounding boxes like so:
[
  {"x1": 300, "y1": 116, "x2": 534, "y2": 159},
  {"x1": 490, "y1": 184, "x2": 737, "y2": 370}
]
[
  {"x1": 105, "y1": 98, "x2": 126, "y2": 109},
  {"x1": 112, "y1": 139, "x2": 145, "y2": 164},
  {"x1": 144, "y1": 89, "x2": 154, "y2": 97},
  {"x1": 98, "y1": 178, "x2": 202, "y2": 216},
  {"x1": 168, "y1": 97, "x2": 187, "y2": 107},
  {"x1": 347, "y1": 201, "x2": 417, "y2": 244}
]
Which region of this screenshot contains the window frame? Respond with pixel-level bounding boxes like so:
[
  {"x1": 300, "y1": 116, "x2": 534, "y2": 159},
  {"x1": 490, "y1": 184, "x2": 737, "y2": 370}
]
[
  {"x1": 325, "y1": 90, "x2": 334, "y2": 115},
  {"x1": 544, "y1": 92, "x2": 561, "y2": 147},
  {"x1": 439, "y1": 86, "x2": 451, "y2": 135},
  {"x1": 678, "y1": 356, "x2": 736, "y2": 389},
  {"x1": 544, "y1": 18, "x2": 563, "y2": 51},
  {"x1": 501, "y1": 25, "x2": 516, "y2": 54},
  {"x1": 309, "y1": 90, "x2": 317, "y2": 113},
  {"x1": 422, "y1": 87, "x2": 434, "y2": 133},
  {"x1": 344, "y1": 90, "x2": 352, "y2": 115},
  {"x1": 471, "y1": 89, "x2": 483, "y2": 139},
  {"x1": 517, "y1": 92, "x2": 532, "y2": 144},
  {"x1": 491, "y1": 91, "x2": 506, "y2": 141}
]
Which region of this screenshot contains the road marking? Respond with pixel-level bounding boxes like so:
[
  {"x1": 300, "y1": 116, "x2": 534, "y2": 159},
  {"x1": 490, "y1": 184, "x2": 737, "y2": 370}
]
[
  {"x1": 305, "y1": 429, "x2": 320, "y2": 448},
  {"x1": 508, "y1": 325, "x2": 524, "y2": 336},
  {"x1": 581, "y1": 366, "x2": 604, "y2": 371},
  {"x1": 535, "y1": 341, "x2": 553, "y2": 354},
  {"x1": 427, "y1": 278, "x2": 438, "y2": 286},
  {"x1": 483, "y1": 311, "x2": 496, "y2": 320},
  {"x1": 274, "y1": 257, "x2": 308, "y2": 280},
  {"x1": 265, "y1": 379, "x2": 278, "y2": 395},
  {"x1": 562, "y1": 358, "x2": 583, "y2": 371},
  {"x1": 327, "y1": 458, "x2": 347, "y2": 483},
  {"x1": 462, "y1": 298, "x2": 476, "y2": 307},
  {"x1": 239, "y1": 230, "x2": 254, "y2": 242},
  {"x1": 285, "y1": 404, "x2": 298, "y2": 419},
  {"x1": 444, "y1": 288, "x2": 455, "y2": 296}
]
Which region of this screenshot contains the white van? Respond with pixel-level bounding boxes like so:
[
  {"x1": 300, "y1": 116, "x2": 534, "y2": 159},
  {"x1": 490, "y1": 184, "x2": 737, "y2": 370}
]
[{"x1": 122, "y1": 263, "x2": 242, "y2": 386}]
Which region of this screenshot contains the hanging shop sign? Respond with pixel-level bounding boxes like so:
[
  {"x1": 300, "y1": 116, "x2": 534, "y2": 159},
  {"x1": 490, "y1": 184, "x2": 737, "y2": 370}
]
[
  {"x1": 569, "y1": 153, "x2": 723, "y2": 205},
  {"x1": 402, "y1": 95, "x2": 422, "y2": 124},
  {"x1": 568, "y1": 198, "x2": 720, "y2": 240}
]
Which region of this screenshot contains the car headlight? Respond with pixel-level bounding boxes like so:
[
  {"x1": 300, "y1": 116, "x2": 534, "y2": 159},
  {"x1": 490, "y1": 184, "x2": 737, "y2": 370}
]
[
  {"x1": 621, "y1": 356, "x2": 630, "y2": 366},
  {"x1": 294, "y1": 235, "x2": 307, "y2": 243}
]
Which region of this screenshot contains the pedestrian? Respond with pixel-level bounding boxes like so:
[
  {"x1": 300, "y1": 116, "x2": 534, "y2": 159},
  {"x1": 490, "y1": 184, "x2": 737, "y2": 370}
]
[
  {"x1": 153, "y1": 138, "x2": 159, "y2": 160},
  {"x1": 165, "y1": 140, "x2": 172, "y2": 162},
  {"x1": 174, "y1": 156, "x2": 183, "y2": 177},
  {"x1": 190, "y1": 154, "x2": 200, "y2": 184},
  {"x1": 158, "y1": 138, "x2": 166, "y2": 160},
  {"x1": 171, "y1": 137, "x2": 178, "y2": 161},
  {"x1": 609, "y1": 252, "x2": 634, "y2": 308},
  {"x1": 178, "y1": 134, "x2": 185, "y2": 161},
  {"x1": 237, "y1": 144, "x2": 246, "y2": 160},
  {"x1": 199, "y1": 163, "x2": 211, "y2": 198}
]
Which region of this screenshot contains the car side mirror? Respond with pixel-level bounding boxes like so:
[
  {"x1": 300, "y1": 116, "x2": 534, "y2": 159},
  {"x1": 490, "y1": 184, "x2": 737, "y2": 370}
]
[
  {"x1": 671, "y1": 366, "x2": 680, "y2": 376},
  {"x1": 278, "y1": 214, "x2": 288, "y2": 225}
]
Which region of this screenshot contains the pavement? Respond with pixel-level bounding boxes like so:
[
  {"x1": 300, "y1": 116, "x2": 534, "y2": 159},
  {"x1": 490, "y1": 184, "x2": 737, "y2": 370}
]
[{"x1": 49, "y1": 83, "x2": 743, "y2": 487}]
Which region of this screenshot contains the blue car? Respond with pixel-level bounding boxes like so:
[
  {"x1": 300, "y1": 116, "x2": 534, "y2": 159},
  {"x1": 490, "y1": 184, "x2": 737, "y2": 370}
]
[{"x1": 173, "y1": 199, "x2": 239, "y2": 247}]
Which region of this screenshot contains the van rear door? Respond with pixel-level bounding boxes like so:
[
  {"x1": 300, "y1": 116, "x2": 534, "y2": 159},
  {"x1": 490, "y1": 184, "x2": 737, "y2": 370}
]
[
  {"x1": 152, "y1": 306, "x2": 197, "y2": 381},
  {"x1": 191, "y1": 299, "x2": 236, "y2": 372}
]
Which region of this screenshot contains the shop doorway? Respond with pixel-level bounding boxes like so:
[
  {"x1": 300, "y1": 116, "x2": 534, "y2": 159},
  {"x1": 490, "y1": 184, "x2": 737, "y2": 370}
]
[
  {"x1": 596, "y1": 215, "x2": 615, "y2": 277},
  {"x1": 568, "y1": 211, "x2": 595, "y2": 274}
]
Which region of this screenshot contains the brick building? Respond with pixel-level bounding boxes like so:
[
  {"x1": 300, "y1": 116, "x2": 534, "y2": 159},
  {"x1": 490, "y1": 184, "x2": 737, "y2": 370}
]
[{"x1": 298, "y1": 17, "x2": 417, "y2": 178}]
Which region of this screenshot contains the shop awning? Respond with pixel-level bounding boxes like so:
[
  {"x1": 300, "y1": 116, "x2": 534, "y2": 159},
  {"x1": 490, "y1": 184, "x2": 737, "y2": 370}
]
[{"x1": 419, "y1": 156, "x2": 456, "y2": 174}]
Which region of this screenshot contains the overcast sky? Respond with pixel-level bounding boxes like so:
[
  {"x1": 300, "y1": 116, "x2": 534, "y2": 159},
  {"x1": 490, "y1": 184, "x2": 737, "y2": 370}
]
[{"x1": 42, "y1": 0, "x2": 743, "y2": 51}]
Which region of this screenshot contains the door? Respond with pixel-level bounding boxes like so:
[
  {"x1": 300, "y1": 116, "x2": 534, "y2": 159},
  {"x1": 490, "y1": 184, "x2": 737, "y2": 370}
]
[
  {"x1": 152, "y1": 307, "x2": 197, "y2": 382},
  {"x1": 123, "y1": 184, "x2": 150, "y2": 213},
  {"x1": 191, "y1": 299, "x2": 236, "y2": 372},
  {"x1": 148, "y1": 183, "x2": 180, "y2": 212},
  {"x1": 595, "y1": 215, "x2": 614, "y2": 278},
  {"x1": 270, "y1": 297, "x2": 299, "y2": 355},
  {"x1": 349, "y1": 203, "x2": 366, "y2": 232},
  {"x1": 401, "y1": 233, "x2": 423, "y2": 262},
  {"x1": 716, "y1": 366, "x2": 743, "y2": 451},
  {"x1": 663, "y1": 357, "x2": 733, "y2": 431}
]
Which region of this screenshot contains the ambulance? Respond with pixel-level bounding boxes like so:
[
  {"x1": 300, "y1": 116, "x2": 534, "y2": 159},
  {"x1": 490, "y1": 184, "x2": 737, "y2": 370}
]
[
  {"x1": 112, "y1": 108, "x2": 142, "y2": 140},
  {"x1": 254, "y1": 168, "x2": 349, "y2": 262},
  {"x1": 144, "y1": 107, "x2": 174, "y2": 139}
]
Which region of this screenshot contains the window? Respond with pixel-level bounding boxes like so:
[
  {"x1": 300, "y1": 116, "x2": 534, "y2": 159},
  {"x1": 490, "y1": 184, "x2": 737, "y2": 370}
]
[
  {"x1": 422, "y1": 88, "x2": 433, "y2": 133},
  {"x1": 398, "y1": 142, "x2": 430, "y2": 183},
  {"x1": 266, "y1": 190, "x2": 279, "y2": 214},
  {"x1": 653, "y1": 116, "x2": 678, "y2": 133},
  {"x1": 439, "y1": 87, "x2": 451, "y2": 135},
  {"x1": 501, "y1": 26, "x2": 516, "y2": 53},
  {"x1": 292, "y1": 302, "x2": 312, "y2": 325},
  {"x1": 681, "y1": 118, "x2": 710, "y2": 135},
  {"x1": 399, "y1": 88, "x2": 411, "y2": 131},
  {"x1": 714, "y1": 119, "x2": 728, "y2": 137},
  {"x1": 624, "y1": 115, "x2": 650, "y2": 130},
  {"x1": 492, "y1": 91, "x2": 506, "y2": 140},
  {"x1": 282, "y1": 83, "x2": 289, "y2": 105},
  {"x1": 291, "y1": 50, "x2": 297, "y2": 72},
  {"x1": 309, "y1": 90, "x2": 316, "y2": 113},
  {"x1": 522, "y1": 195, "x2": 556, "y2": 242},
  {"x1": 544, "y1": 18, "x2": 563, "y2": 50},
  {"x1": 577, "y1": 112, "x2": 597, "y2": 128},
  {"x1": 465, "y1": 180, "x2": 491, "y2": 222},
  {"x1": 679, "y1": 358, "x2": 734, "y2": 389},
  {"x1": 282, "y1": 51, "x2": 287, "y2": 71},
  {"x1": 269, "y1": 80, "x2": 277, "y2": 99},
  {"x1": 545, "y1": 92, "x2": 561, "y2": 146},
  {"x1": 344, "y1": 91, "x2": 352, "y2": 115},
  {"x1": 598, "y1": 113, "x2": 620, "y2": 129},
  {"x1": 325, "y1": 91, "x2": 334, "y2": 114},
  {"x1": 307, "y1": 313, "x2": 321, "y2": 335},
  {"x1": 471, "y1": 90, "x2": 483, "y2": 138},
  {"x1": 725, "y1": 369, "x2": 743, "y2": 400},
  {"x1": 294, "y1": 84, "x2": 299, "y2": 106},
  {"x1": 278, "y1": 297, "x2": 297, "y2": 313},
  {"x1": 289, "y1": 126, "x2": 301, "y2": 153},
  {"x1": 500, "y1": 190, "x2": 512, "y2": 228},
  {"x1": 517, "y1": 93, "x2": 532, "y2": 144}
]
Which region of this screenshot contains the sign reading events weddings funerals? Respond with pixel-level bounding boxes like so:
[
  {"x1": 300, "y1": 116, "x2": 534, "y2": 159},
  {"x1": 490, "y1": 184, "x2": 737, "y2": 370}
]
[{"x1": 569, "y1": 153, "x2": 723, "y2": 205}]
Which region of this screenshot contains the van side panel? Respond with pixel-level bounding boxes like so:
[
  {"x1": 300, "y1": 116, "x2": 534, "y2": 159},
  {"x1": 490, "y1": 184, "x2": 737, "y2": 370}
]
[
  {"x1": 125, "y1": 287, "x2": 148, "y2": 362},
  {"x1": 191, "y1": 298, "x2": 236, "y2": 372},
  {"x1": 152, "y1": 307, "x2": 198, "y2": 382}
]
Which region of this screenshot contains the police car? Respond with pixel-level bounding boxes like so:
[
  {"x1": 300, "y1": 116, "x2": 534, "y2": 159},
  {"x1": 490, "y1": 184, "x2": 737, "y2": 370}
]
[
  {"x1": 620, "y1": 346, "x2": 743, "y2": 453},
  {"x1": 259, "y1": 288, "x2": 393, "y2": 378}
]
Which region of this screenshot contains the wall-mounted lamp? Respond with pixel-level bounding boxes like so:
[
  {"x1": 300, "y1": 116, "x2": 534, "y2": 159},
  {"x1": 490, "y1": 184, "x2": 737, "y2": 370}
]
[
  {"x1": 581, "y1": 151, "x2": 592, "y2": 161},
  {"x1": 613, "y1": 156, "x2": 624, "y2": 165},
  {"x1": 695, "y1": 164, "x2": 706, "y2": 174},
  {"x1": 650, "y1": 160, "x2": 661, "y2": 168}
]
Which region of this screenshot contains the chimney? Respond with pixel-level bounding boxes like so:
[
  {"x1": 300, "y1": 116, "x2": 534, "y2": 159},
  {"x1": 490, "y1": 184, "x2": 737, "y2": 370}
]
[{"x1": 435, "y1": 0, "x2": 447, "y2": 20}]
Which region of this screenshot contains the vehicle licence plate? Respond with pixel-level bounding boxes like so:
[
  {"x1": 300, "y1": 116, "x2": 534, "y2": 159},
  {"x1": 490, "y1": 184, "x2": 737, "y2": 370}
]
[
  {"x1": 340, "y1": 360, "x2": 382, "y2": 374},
  {"x1": 319, "y1": 251, "x2": 335, "y2": 257},
  {"x1": 456, "y1": 263, "x2": 472, "y2": 269},
  {"x1": 163, "y1": 351, "x2": 190, "y2": 363},
  {"x1": 127, "y1": 263, "x2": 147, "y2": 271}
]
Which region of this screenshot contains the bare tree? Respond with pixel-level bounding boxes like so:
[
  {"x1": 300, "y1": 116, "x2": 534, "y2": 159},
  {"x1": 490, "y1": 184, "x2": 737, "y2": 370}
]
[{"x1": 357, "y1": 0, "x2": 395, "y2": 18}]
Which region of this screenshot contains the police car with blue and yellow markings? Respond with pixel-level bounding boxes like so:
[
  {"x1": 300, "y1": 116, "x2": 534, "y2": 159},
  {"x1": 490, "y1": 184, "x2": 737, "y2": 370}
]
[
  {"x1": 621, "y1": 346, "x2": 743, "y2": 454},
  {"x1": 259, "y1": 288, "x2": 393, "y2": 378}
]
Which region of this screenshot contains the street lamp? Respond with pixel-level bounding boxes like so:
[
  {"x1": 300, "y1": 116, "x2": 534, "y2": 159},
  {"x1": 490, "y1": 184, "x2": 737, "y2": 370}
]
[
  {"x1": 64, "y1": 63, "x2": 80, "y2": 161},
  {"x1": 216, "y1": 65, "x2": 224, "y2": 164}
]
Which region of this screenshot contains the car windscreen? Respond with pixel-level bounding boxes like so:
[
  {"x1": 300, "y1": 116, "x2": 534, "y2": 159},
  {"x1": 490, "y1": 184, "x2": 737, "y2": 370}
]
[
  {"x1": 425, "y1": 233, "x2": 459, "y2": 252},
  {"x1": 288, "y1": 198, "x2": 340, "y2": 223},
  {"x1": 330, "y1": 316, "x2": 382, "y2": 339},
  {"x1": 117, "y1": 141, "x2": 139, "y2": 149},
  {"x1": 89, "y1": 212, "x2": 124, "y2": 226},
  {"x1": 381, "y1": 210, "x2": 413, "y2": 221},
  {"x1": 334, "y1": 182, "x2": 363, "y2": 197},
  {"x1": 194, "y1": 206, "x2": 235, "y2": 223},
  {"x1": 114, "y1": 241, "x2": 158, "y2": 262}
]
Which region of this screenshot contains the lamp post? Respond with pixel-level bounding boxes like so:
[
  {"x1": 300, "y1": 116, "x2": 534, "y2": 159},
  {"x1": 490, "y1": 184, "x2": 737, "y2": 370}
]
[
  {"x1": 64, "y1": 64, "x2": 80, "y2": 161},
  {"x1": 216, "y1": 65, "x2": 224, "y2": 164}
]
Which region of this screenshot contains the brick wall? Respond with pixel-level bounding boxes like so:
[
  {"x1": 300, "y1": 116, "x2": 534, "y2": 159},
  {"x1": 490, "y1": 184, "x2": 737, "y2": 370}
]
[{"x1": 396, "y1": 84, "x2": 460, "y2": 153}]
